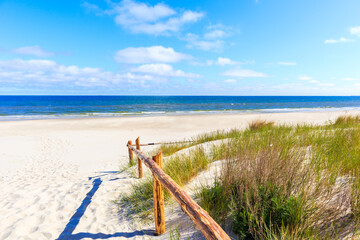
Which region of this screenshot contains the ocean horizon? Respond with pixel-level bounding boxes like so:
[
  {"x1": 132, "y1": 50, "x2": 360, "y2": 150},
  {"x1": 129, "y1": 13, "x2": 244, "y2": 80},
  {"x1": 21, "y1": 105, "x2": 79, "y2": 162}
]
[{"x1": 1, "y1": 95, "x2": 360, "y2": 120}]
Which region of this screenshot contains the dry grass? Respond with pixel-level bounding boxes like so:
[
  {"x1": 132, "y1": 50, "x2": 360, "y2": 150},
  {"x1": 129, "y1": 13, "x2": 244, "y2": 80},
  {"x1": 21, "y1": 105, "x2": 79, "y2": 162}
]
[
  {"x1": 248, "y1": 120, "x2": 275, "y2": 131},
  {"x1": 197, "y1": 115, "x2": 360, "y2": 239},
  {"x1": 334, "y1": 115, "x2": 360, "y2": 125}
]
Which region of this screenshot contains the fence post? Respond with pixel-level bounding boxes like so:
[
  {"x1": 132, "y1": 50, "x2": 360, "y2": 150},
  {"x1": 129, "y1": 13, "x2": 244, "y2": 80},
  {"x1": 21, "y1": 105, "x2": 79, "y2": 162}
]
[
  {"x1": 127, "y1": 140, "x2": 133, "y2": 165},
  {"x1": 136, "y1": 137, "x2": 143, "y2": 178},
  {"x1": 152, "y1": 151, "x2": 165, "y2": 235}
]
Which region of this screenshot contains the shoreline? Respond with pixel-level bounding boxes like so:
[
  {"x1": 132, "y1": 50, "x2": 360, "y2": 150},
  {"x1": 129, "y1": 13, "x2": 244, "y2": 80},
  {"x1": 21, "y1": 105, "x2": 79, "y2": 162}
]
[{"x1": 2, "y1": 106, "x2": 360, "y2": 122}]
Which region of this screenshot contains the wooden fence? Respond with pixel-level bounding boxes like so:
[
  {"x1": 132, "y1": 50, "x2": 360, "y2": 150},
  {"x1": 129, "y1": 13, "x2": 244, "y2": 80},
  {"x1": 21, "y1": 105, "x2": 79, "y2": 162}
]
[{"x1": 126, "y1": 137, "x2": 231, "y2": 240}]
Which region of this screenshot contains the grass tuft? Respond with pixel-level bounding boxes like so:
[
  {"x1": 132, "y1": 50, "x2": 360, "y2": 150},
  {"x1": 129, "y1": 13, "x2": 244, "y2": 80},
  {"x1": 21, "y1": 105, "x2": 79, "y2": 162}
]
[
  {"x1": 120, "y1": 147, "x2": 210, "y2": 217},
  {"x1": 248, "y1": 120, "x2": 275, "y2": 131},
  {"x1": 334, "y1": 115, "x2": 360, "y2": 125}
]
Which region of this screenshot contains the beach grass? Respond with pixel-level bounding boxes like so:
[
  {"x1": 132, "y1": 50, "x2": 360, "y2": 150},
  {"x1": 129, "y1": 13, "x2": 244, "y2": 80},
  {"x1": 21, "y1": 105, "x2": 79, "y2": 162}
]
[
  {"x1": 120, "y1": 115, "x2": 360, "y2": 239},
  {"x1": 120, "y1": 146, "x2": 210, "y2": 217}
]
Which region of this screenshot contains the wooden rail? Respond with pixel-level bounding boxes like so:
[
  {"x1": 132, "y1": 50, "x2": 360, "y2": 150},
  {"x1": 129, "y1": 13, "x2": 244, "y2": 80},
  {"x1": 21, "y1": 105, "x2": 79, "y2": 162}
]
[
  {"x1": 128, "y1": 140, "x2": 195, "y2": 147},
  {"x1": 127, "y1": 138, "x2": 230, "y2": 240}
]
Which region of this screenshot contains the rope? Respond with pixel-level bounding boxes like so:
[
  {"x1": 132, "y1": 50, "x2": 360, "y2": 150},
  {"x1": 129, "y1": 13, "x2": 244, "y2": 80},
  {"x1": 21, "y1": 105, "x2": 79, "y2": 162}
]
[{"x1": 130, "y1": 140, "x2": 195, "y2": 147}]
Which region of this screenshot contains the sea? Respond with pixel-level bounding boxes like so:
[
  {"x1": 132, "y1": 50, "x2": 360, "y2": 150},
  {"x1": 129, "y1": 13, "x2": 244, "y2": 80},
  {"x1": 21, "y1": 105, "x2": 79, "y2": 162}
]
[{"x1": 1, "y1": 95, "x2": 360, "y2": 120}]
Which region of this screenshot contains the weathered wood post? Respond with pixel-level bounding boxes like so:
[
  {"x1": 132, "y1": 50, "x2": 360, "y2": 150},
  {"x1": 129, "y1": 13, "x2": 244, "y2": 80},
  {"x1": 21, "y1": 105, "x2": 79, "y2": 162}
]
[
  {"x1": 136, "y1": 137, "x2": 143, "y2": 178},
  {"x1": 127, "y1": 140, "x2": 133, "y2": 165},
  {"x1": 152, "y1": 151, "x2": 165, "y2": 235}
]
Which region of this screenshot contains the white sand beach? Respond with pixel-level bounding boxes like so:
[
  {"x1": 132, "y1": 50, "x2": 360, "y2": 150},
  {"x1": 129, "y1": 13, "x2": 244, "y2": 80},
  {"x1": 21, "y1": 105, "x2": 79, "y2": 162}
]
[{"x1": 1, "y1": 110, "x2": 359, "y2": 240}]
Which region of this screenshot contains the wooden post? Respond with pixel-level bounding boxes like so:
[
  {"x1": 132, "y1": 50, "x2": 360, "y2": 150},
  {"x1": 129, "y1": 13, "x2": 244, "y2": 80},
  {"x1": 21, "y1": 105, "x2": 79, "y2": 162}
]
[
  {"x1": 127, "y1": 140, "x2": 133, "y2": 165},
  {"x1": 136, "y1": 137, "x2": 143, "y2": 178},
  {"x1": 152, "y1": 152, "x2": 165, "y2": 235}
]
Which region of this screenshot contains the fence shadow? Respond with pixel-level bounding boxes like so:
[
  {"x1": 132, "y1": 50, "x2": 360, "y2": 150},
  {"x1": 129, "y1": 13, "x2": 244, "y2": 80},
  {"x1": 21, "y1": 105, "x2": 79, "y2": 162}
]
[
  {"x1": 56, "y1": 177, "x2": 152, "y2": 240},
  {"x1": 57, "y1": 230, "x2": 154, "y2": 240}
]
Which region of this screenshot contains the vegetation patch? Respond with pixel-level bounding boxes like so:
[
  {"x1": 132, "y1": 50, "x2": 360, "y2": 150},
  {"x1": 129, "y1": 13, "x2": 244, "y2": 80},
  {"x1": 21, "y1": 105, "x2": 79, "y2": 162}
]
[{"x1": 120, "y1": 115, "x2": 360, "y2": 239}]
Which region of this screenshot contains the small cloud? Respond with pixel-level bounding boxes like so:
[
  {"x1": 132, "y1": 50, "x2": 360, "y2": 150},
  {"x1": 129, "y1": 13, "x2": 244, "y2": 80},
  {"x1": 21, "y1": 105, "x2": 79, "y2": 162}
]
[
  {"x1": 82, "y1": 2, "x2": 104, "y2": 15},
  {"x1": 132, "y1": 63, "x2": 201, "y2": 78},
  {"x1": 298, "y1": 75, "x2": 335, "y2": 87},
  {"x1": 309, "y1": 80, "x2": 320, "y2": 83},
  {"x1": 204, "y1": 30, "x2": 227, "y2": 39},
  {"x1": 216, "y1": 57, "x2": 238, "y2": 66},
  {"x1": 324, "y1": 37, "x2": 354, "y2": 44},
  {"x1": 318, "y1": 83, "x2": 335, "y2": 87},
  {"x1": 115, "y1": 46, "x2": 191, "y2": 64},
  {"x1": 350, "y1": 26, "x2": 360, "y2": 37},
  {"x1": 204, "y1": 24, "x2": 233, "y2": 39},
  {"x1": 222, "y1": 68, "x2": 268, "y2": 78},
  {"x1": 224, "y1": 79, "x2": 237, "y2": 84},
  {"x1": 13, "y1": 46, "x2": 54, "y2": 57},
  {"x1": 343, "y1": 77, "x2": 360, "y2": 81},
  {"x1": 298, "y1": 75, "x2": 313, "y2": 81},
  {"x1": 277, "y1": 62, "x2": 297, "y2": 66},
  {"x1": 184, "y1": 33, "x2": 224, "y2": 51},
  {"x1": 184, "y1": 24, "x2": 233, "y2": 52}
]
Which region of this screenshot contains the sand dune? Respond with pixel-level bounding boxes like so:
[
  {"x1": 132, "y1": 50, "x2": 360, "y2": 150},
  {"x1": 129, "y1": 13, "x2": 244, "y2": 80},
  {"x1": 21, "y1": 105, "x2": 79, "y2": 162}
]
[{"x1": 1, "y1": 110, "x2": 359, "y2": 239}]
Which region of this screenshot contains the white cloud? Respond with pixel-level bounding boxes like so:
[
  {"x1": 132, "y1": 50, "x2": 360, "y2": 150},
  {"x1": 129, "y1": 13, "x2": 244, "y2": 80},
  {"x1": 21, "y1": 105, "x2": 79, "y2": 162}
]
[
  {"x1": 132, "y1": 63, "x2": 201, "y2": 78},
  {"x1": 104, "y1": 0, "x2": 203, "y2": 35},
  {"x1": 298, "y1": 75, "x2": 313, "y2": 81},
  {"x1": 204, "y1": 30, "x2": 227, "y2": 39},
  {"x1": 298, "y1": 75, "x2": 336, "y2": 87},
  {"x1": 224, "y1": 79, "x2": 237, "y2": 84},
  {"x1": 82, "y1": 2, "x2": 104, "y2": 15},
  {"x1": 13, "y1": 46, "x2": 54, "y2": 57},
  {"x1": 343, "y1": 77, "x2": 360, "y2": 81},
  {"x1": 216, "y1": 57, "x2": 238, "y2": 66},
  {"x1": 184, "y1": 24, "x2": 233, "y2": 51},
  {"x1": 115, "y1": 46, "x2": 191, "y2": 64},
  {"x1": 202, "y1": 57, "x2": 239, "y2": 66},
  {"x1": 277, "y1": 62, "x2": 297, "y2": 66},
  {"x1": 0, "y1": 58, "x2": 163, "y2": 87},
  {"x1": 222, "y1": 68, "x2": 268, "y2": 78},
  {"x1": 350, "y1": 26, "x2": 360, "y2": 37},
  {"x1": 324, "y1": 37, "x2": 354, "y2": 44},
  {"x1": 114, "y1": 0, "x2": 175, "y2": 23},
  {"x1": 318, "y1": 83, "x2": 335, "y2": 87},
  {"x1": 204, "y1": 24, "x2": 233, "y2": 39},
  {"x1": 309, "y1": 80, "x2": 320, "y2": 83},
  {"x1": 184, "y1": 33, "x2": 224, "y2": 51}
]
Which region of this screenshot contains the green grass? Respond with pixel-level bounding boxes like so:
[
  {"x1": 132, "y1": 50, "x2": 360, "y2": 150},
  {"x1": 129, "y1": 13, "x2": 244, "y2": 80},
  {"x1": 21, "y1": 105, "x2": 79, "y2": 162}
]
[
  {"x1": 197, "y1": 115, "x2": 360, "y2": 239},
  {"x1": 120, "y1": 146, "x2": 211, "y2": 217},
  {"x1": 119, "y1": 114, "x2": 360, "y2": 239},
  {"x1": 160, "y1": 129, "x2": 243, "y2": 156}
]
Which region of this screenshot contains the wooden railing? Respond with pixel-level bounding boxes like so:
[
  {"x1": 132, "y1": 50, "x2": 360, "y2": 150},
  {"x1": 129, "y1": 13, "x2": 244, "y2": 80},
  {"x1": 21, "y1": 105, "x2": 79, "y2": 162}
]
[{"x1": 126, "y1": 137, "x2": 231, "y2": 240}]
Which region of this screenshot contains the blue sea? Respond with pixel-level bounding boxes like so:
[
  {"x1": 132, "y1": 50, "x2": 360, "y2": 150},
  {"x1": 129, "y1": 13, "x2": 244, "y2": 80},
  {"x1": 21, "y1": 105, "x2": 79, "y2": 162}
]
[{"x1": 1, "y1": 96, "x2": 360, "y2": 120}]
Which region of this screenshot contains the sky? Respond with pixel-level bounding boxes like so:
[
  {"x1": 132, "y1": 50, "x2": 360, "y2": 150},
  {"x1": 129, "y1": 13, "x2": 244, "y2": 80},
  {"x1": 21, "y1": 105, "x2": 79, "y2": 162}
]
[{"x1": 0, "y1": 0, "x2": 360, "y2": 95}]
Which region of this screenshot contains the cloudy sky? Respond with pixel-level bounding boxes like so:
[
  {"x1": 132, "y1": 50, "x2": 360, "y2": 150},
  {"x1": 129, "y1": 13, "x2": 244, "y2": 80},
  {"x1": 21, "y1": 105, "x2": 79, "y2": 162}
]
[{"x1": 0, "y1": 0, "x2": 360, "y2": 95}]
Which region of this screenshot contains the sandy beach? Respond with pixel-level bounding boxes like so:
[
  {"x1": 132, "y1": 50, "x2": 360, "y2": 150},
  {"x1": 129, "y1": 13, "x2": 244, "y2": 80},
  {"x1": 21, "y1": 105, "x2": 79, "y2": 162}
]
[{"x1": 1, "y1": 110, "x2": 359, "y2": 240}]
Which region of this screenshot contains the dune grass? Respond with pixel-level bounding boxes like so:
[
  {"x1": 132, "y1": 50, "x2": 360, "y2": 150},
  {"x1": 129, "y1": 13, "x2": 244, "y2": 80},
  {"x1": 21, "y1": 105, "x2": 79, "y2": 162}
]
[
  {"x1": 197, "y1": 115, "x2": 360, "y2": 239},
  {"x1": 120, "y1": 115, "x2": 360, "y2": 239},
  {"x1": 120, "y1": 146, "x2": 211, "y2": 217},
  {"x1": 160, "y1": 129, "x2": 243, "y2": 156},
  {"x1": 248, "y1": 119, "x2": 275, "y2": 131}
]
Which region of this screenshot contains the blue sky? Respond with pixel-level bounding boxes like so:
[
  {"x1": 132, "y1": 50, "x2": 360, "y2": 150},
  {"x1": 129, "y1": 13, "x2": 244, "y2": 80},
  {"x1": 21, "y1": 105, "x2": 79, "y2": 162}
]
[{"x1": 0, "y1": 0, "x2": 360, "y2": 95}]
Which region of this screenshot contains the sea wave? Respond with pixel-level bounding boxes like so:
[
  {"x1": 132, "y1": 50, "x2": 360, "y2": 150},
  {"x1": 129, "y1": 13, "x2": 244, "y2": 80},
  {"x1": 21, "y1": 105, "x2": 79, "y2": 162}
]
[{"x1": 1, "y1": 106, "x2": 360, "y2": 121}]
